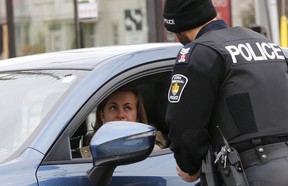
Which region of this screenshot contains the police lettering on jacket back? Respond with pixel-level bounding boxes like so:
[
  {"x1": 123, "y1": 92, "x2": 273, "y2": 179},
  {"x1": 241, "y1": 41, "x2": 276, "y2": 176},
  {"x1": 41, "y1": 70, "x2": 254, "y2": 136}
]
[{"x1": 225, "y1": 41, "x2": 284, "y2": 64}]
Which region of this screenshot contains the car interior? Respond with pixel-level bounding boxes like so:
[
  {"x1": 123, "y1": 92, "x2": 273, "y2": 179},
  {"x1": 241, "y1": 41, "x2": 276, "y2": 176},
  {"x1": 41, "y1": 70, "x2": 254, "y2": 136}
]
[{"x1": 70, "y1": 71, "x2": 172, "y2": 159}]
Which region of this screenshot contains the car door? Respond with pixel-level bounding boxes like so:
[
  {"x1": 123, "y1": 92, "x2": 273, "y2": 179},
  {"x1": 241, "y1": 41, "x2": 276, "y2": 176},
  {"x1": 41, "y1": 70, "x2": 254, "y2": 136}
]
[{"x1": 36, "y1": 59, "x2": 199, "y2": 186}]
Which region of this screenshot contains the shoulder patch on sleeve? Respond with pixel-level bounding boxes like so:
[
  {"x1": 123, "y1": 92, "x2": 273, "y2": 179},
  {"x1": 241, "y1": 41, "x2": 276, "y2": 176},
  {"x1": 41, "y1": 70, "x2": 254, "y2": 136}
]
[
  {"x1": 176, "y1": 43, "x2": 195, "y2": 64},
  {"x1": 168, "y1": 74, "x2": 188, "y2": 103}
]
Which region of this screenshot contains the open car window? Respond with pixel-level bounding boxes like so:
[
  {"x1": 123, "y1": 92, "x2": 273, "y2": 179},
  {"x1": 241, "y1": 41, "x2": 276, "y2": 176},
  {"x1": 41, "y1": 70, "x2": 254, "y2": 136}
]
[
  {"x1": 42, "y1": 59, "x2": 175, "y2": 163},
  {"x1": 70, "y1": 71, "x2": 172, "y2": 159}
]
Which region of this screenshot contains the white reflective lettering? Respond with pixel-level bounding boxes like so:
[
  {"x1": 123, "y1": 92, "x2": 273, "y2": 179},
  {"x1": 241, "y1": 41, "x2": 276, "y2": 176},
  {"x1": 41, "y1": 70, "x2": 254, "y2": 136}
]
[
  {"x1": 225, "y1": 45, "x2": 240, "y2": 63},
  {"x1": 247, "y1": 43, "x2": 266, "y2": 61},
  {"x1": 269, "y1": 43, "x2": 285, "y2": 59},
  {"x1": 261, "y1": 42, "x2": 275, "y2": 59},
  {"x1": 255, "y1": 42, "x2": 268, "y2": 60},
  {"x1": 239, "y1": 44, "x2": 252, "y2": 61},
  {"x1": 225, "y1": 42, "x2": 284, "y2": 63}
]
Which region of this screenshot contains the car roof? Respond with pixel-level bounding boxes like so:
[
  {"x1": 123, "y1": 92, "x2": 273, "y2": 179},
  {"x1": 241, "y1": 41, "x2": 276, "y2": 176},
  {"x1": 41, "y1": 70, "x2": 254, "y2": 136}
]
[{"x1": 0, "y1": 43, "x2": 182, "y2": 71}]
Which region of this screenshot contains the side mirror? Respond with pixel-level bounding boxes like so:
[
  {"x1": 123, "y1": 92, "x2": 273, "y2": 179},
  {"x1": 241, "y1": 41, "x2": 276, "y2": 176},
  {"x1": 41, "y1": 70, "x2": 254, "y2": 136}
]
[
  {"x1": 90, "y1": 121, "x2": 156, "y2": 166},
  {"x1": 88, "y1": 121, "x2": 156, "y2": 185}
]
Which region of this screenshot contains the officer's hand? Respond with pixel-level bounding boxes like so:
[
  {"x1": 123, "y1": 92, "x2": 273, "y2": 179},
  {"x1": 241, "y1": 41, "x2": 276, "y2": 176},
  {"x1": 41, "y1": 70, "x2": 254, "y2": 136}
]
[{"x1": 176, "y1": 165, "x2": 200, "y2": 182}]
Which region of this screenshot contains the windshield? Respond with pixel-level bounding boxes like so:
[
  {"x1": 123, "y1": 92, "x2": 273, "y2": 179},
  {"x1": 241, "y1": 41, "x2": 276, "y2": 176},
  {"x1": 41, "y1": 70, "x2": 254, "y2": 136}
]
[{"x1": 0, "y1": 70, "x2": 87, "y2": 163}]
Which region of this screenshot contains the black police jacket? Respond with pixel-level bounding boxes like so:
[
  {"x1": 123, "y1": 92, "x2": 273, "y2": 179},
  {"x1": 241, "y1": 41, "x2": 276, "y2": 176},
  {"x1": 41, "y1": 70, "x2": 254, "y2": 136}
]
[{"x1": 165, "y1": 20, "x2": 288, "y2": 175}]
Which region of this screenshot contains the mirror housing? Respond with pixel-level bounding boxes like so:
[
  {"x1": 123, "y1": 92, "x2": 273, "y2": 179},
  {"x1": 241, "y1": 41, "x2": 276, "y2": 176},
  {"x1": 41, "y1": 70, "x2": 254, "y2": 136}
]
[
  {"x1": 90, "y1": 121, "x2": 156, "y2": 167},
  {"x1": 88, "y1": 121, "x2": 156, "y2": 185}
]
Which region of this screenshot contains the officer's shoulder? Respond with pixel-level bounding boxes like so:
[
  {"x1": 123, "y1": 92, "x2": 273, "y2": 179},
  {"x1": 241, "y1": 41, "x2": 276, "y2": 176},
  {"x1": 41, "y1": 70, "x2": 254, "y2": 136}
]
[
  {"x1": 176, "y1": 42, "x2": 213, "y2": 64},
  {"x1": 175, "y1": 43, "x2": 196, "y2": 64}
]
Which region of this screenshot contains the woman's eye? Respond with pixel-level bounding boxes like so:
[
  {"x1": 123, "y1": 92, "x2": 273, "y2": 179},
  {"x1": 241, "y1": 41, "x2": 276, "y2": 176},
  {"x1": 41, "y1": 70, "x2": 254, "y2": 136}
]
[
  {"x1": 109, "y1": 106, "x2": 117, "y2": 111},
  {"x1": 124, "y1": 106, "x2": 132, "y2": 111}
]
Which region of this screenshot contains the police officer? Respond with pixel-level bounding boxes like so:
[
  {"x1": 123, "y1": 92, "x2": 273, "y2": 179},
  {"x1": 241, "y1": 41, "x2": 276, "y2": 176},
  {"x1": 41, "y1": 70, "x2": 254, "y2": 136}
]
[{"x1": 163, "y1": 0, "x2": 288, "y2": 185}]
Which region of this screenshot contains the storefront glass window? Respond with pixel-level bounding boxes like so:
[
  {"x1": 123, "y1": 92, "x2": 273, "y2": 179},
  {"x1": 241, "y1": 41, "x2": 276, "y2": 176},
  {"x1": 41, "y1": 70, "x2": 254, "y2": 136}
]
[{"x1": 1, "y1": 0, "x2": 154, "y2": 58}]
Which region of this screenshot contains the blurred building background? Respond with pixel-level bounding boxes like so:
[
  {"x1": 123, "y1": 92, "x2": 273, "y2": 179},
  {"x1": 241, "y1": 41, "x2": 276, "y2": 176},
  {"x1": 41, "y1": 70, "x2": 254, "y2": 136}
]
[{"x1": 0, "y1": 0, "x2": 285, "y2": 59}]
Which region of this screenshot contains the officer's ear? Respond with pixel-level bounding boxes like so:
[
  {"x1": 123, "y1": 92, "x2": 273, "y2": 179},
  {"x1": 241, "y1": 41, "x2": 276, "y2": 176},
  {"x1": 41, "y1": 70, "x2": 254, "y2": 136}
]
[{"x1": 175, "y1": 32, "x2": 191, "y2": 45}]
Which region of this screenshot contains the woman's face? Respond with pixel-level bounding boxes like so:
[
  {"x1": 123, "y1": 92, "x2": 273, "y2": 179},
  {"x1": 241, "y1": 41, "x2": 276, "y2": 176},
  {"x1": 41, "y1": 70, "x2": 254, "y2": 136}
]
[{"x1": 101, "y1": 91, "x2": 138, "y2": 123}]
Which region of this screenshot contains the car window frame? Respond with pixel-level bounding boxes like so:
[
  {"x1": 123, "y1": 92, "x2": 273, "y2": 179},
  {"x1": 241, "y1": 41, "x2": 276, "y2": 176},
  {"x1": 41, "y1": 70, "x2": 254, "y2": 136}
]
[{"x1": 42, "y1": 59, "x2": 175, "y2": 165}]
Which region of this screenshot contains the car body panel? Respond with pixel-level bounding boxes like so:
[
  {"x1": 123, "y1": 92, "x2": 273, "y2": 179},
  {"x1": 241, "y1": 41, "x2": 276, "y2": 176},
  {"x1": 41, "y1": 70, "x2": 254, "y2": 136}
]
[
  {"x1": 0, "y1": 148, "x2": 43, "y2": 185},
  {"x1": 37, "y1": 153, "x2": 196, "y2": 186},
  {"x1": 0, "y1": 43, "x2": 180, "y2": 71}
]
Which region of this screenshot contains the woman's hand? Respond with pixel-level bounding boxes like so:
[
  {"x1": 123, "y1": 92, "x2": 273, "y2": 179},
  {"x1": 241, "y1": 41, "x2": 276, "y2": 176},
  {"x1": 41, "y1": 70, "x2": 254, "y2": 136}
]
[{"x1": 176, "y1": 164, "x2": 200, "y2": 182}]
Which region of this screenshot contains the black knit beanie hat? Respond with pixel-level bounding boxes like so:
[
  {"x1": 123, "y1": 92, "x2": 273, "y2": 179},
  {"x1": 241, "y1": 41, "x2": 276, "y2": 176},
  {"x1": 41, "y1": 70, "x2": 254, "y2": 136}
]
[{"x1": 163, "y1": 0, "x2": 217, "y2": 33}]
